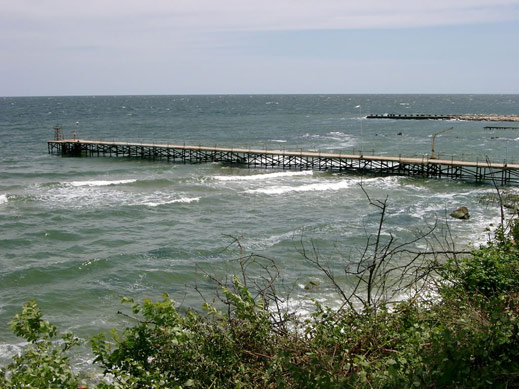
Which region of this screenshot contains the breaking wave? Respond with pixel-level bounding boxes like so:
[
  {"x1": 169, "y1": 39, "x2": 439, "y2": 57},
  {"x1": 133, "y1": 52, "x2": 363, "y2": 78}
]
[
  {"x1": 67, "y1": 179, "x2": 137, "y2": 187},
  {"x1": 246, "y1": 179, "x2": 356, "y2": 195},
  {"x1": 213, "y1": 171, "x2": 312, "y2": 181},
  {"x1": 144, "y1": 197, "x2": 200, "y2": 207}
]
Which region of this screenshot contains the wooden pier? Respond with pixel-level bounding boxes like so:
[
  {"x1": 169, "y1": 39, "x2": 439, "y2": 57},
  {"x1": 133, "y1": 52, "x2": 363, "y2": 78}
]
[{"x1": 48, "y1": 139, "x2": 519, "y2": 186}]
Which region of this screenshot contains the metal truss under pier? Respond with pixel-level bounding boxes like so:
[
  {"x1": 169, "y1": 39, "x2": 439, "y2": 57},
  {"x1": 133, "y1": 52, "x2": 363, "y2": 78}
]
[{"x1": 48, "y1": 139, "x2": 519, "y2": 186}]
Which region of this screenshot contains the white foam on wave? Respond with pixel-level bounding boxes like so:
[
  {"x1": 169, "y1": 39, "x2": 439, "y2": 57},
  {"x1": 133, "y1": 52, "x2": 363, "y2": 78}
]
[
  {"x1": 37, "y1": 183, "x2": 200, "y2": 210},
  {"x1": 0, "y1": 194, "x2": 7, "y2": 205},
  {"x1": 303, "y1": 131, "x2": 355, "y2": 142},
  {"x1": 302, "y1": 133, "x2": 321, "y2": 139},
  {"x1": 323, "y1": 132, "x2": 357, "y2": 149},
  {"x1": 280, "y1": 290, "x2": 348, "y2": 320},
  {"x1": 244, "y1": 175, "x2": 403, "y2": 196},
  {"x1": 394, "y1": 186, "x2": 506, "y2": 248},
  {"x1": 362, "y1": 175, "x2": 403, "y2": 190},
  {"x1": 67, "y1": 179, "x2": 137, "y2": 187},
  {"x1": 38, "y1": 186, "x2": 124, "y2": 209},
  {"x1": 214, "y1": 170, "x2": 313, "y2": 181},
  {"x1": 247, "y1": 230, "x2": 300, "y2": 250},
  {"x1": 145, "y1": 197, "x2": 200, "y2": 207},
  {"x1": 400, "y1": 202, "x2": 448, "y2": 220},
  {"x1": 0, "y1": 341, "x2": 26, "y2": 361},
  {"x1": 247, "y1": 178, "x2": 356, "y2": 195}
]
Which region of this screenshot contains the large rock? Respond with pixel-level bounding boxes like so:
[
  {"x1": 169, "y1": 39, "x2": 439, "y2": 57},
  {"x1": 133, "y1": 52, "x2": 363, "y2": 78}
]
[
  {"x1": 304, "y1": 280, "x2": 320, "y2": 291},
  {"x1": 450, "y1": 207, "x2": 470, "y2": 220}
]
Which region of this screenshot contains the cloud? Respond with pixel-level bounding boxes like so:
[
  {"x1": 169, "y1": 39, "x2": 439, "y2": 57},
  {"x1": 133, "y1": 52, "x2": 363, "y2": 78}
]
[
  {"x1": 3, "y1": 0, "x2": 519, "y2": 33},
  {"x1": 3, "y1": 0, "x2": 517, "y2": 54}
]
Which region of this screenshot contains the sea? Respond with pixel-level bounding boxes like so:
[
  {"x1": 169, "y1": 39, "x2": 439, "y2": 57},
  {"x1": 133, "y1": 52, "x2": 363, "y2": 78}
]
[{"x1": 1, "y1": 94, "x2": 518, "y2": 370}]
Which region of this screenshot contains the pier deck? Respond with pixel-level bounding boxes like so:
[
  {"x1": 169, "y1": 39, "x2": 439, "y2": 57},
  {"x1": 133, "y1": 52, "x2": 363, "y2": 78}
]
[{"x1": 48, "y1": 139, "x2": 519, "y2": 186}]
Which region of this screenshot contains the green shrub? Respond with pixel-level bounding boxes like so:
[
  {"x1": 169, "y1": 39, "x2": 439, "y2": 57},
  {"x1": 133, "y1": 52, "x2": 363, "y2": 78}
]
[
  {"x1": 91, "y1": 276, "x2": 287, "y2": 388},
  {"x1": 446, "y1": 222, "x2": 519, "y2": 298},
  {"x1": 0, "y1": 300, "x2": 81, "y2": 388}
]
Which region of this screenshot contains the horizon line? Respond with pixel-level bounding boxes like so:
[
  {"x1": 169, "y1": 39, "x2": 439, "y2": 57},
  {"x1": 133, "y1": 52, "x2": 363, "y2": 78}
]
[{"x1": 3, "y1": 92, "x2": 519, "y2": 99}]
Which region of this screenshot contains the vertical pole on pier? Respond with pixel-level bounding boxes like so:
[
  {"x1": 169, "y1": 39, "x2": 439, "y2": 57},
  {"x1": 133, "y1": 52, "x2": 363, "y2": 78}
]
[{"x1": 355, "y1": 105, "x2": 363, "y2": 153}]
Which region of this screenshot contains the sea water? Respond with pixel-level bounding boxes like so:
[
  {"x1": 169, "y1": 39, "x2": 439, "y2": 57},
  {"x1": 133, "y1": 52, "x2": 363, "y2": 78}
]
[{"x1": 1, "y1": 94, "x2": 518, "y2": 368}]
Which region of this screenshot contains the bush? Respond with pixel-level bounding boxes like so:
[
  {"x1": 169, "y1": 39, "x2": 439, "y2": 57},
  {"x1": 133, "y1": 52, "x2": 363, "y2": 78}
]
[
  {"x1": 91, "y1": 276, "x2": 287, "y2": 388},
  {"x1": 446, "y1": 218, "x2": 519, "y2": 298},
  {"x1": 0, "y1": 300, "x2": 81, "y2": 388}
]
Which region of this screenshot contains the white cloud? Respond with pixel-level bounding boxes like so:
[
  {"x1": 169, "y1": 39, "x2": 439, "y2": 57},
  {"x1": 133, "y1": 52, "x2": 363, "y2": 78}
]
[
  {"x1": 3, "y1": 0, "x2": 517, "y2": 54},
  {"x1": 3, "y1": 0, "x2": 519, "y2": 32}
]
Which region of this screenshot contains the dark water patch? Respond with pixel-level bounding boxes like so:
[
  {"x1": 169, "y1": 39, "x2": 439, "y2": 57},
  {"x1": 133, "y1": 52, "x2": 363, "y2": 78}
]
[
  {"x1": 144, "y1": 245, "x2": 233, "y2": 264},
  {"x1": 147, "y1": 247, "x2": 179, "y2": 259},
  {"x1": 89, "y1": 238, "x2": 137, "y2": 250},
  {"x1": 0, "y1": 260, "x2": 89, "y2": 289},
  {"x1": 0, "y1": 238, "x2": 34, "y2": 250},
  {"x1": 130, "y1": 178, "x2": 175, "y2": 188}
]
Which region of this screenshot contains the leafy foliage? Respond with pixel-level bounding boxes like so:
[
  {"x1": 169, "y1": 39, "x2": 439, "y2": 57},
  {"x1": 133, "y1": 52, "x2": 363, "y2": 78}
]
[
  {"x1": 91, "y1": 277, "x2": 289, "y2": 388},
  {"x1": 0, "y1": 300, "x2": 81, "y2": 388}
]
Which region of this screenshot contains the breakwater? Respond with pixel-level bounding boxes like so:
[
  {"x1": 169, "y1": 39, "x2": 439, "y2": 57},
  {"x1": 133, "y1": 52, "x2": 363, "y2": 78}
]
[
  {"x1": 367, "y1": 113, "x2": 519, "y2": 122},
  {"x1": 48, "y1": 139, "x2": 519, "y2": 186},
  {"x1": 484, "y1": 126, "x2": 519, "y2": 130}
]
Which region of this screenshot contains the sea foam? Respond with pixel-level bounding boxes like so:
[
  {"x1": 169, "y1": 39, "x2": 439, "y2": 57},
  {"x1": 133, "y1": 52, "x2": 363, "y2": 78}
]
[
  {"x1": 213, "y1": 171, "x2": 312, "y2": 181},
  {"x1": 67, "y1": 179, "x2": 137, "y2": 187},
  {"x1": 0, "y1": 194, "x2": 7, "y2": 205},
  {"x1": 144, "y1": 197, "x2": 200, "y2": 207},
  {"x1": 247, "y1": 178, "x2": 356, "y2": 195}
]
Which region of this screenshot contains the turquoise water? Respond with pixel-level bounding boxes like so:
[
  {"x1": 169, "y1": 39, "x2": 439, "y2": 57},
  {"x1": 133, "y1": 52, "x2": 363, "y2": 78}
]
[{"x1": 1, "y1": 94, "x2": 518, "y2": 366}]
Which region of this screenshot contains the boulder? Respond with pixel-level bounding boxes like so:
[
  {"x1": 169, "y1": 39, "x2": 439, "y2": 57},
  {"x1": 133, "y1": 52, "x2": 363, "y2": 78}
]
[
  {"x1": 304, "y1": 280, "x2": 320, "y2": 291},
  {"x1": 450, "y1": 207, "x2": 470, "y2": 220}
]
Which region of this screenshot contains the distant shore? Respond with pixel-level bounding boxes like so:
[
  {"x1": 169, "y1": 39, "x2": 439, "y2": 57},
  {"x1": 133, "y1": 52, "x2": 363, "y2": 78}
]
[{"x1": 367, "y1": 113, "x2": 519, "y2": 122}]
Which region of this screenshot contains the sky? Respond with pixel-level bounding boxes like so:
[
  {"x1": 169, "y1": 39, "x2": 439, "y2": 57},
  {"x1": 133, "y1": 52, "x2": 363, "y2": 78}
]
[{"x1": 1, "y1": 0, "x2": 519, "y2": 96}]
